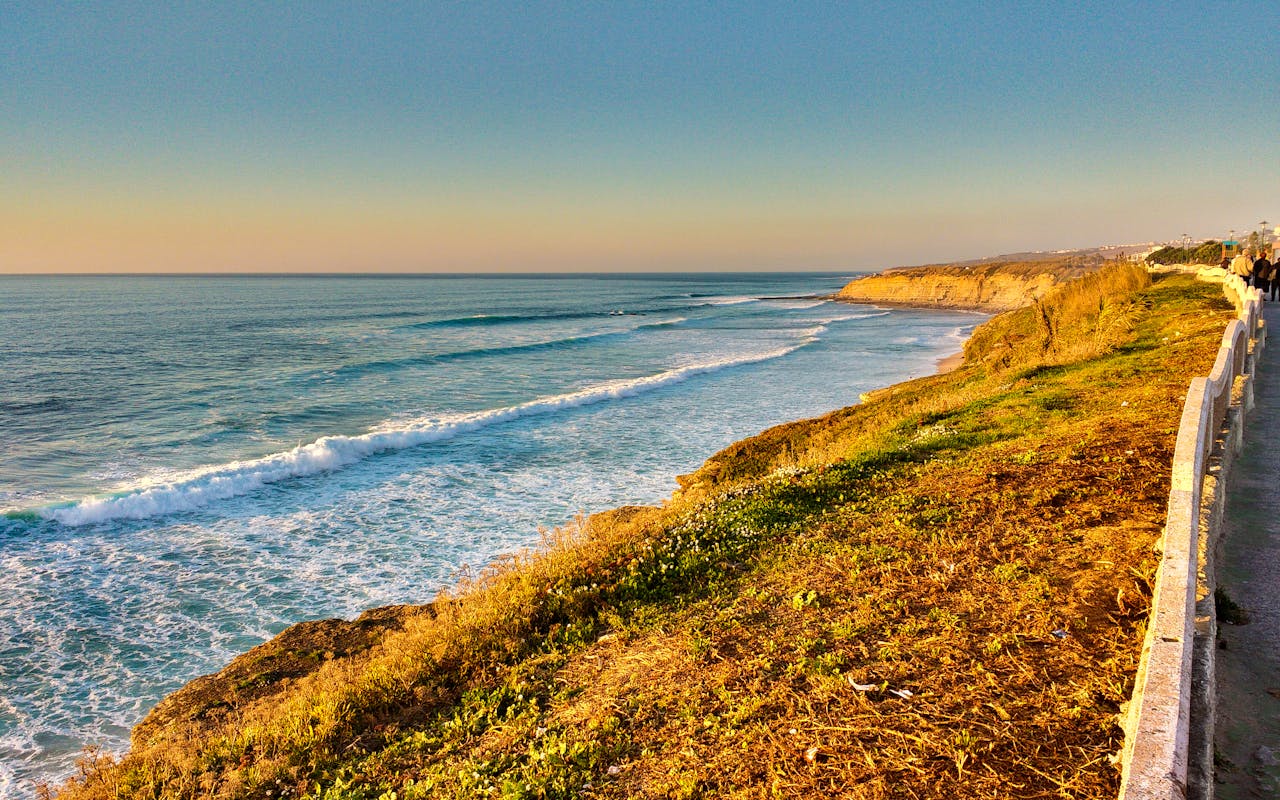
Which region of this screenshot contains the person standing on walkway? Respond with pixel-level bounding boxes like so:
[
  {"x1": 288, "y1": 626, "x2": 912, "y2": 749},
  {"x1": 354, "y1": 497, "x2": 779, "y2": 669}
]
[
  {"x1": 1270, "y1": 251, "x2": 1280, "y2": 302},
  {"x1": 1254, "y1": 251, "x2": 1273, "y2": 300},
  {"x1": 1231, "y1": 249, "x2": 1255, "y2": 284}
]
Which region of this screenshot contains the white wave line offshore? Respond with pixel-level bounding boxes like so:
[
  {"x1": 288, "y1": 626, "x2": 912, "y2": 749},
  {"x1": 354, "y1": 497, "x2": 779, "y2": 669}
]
[
  {"x1": 765, "y1": 299, "x2": 829, "y2": 310},
  {"x1": 814, "y1": 310, "x2": 892, "y2": 324},
  {"x1": 39, "y1": 336, "x2": 819, "y2": 527}
]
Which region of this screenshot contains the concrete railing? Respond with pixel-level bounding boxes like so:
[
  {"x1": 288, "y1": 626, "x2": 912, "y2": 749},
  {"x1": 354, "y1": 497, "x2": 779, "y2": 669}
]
[{"x1": 1118, "y1": 273, "x2": 1265, "y2": 799}]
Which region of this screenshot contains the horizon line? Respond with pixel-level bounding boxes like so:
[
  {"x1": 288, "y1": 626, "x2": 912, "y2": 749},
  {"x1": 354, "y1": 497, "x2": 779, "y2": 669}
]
[{"x1": 0, "y1": 269, "x2": 876, "y2": 278}]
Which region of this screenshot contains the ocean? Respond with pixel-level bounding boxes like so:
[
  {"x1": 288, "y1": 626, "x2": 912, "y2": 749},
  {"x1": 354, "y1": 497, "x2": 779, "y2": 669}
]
[{"x1": 0, "y1": 273, "x2": 981, "y2": 796}]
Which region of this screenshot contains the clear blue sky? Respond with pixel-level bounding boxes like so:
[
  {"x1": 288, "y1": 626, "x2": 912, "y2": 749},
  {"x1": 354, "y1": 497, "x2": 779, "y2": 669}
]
[{"x1": 4, "y1": 1, "x2": 1277, "y2": 272}]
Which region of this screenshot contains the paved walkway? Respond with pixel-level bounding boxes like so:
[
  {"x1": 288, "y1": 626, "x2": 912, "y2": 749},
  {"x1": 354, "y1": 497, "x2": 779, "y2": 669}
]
[{"x1": 1216, "y1": 302, "x2": 1280, "y2": 799}]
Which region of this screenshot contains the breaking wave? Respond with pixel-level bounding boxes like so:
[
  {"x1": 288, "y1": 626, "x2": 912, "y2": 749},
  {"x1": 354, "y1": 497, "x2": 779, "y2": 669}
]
[{"x1": 31, "y1": 335, "x2": 818, "y2": 527}]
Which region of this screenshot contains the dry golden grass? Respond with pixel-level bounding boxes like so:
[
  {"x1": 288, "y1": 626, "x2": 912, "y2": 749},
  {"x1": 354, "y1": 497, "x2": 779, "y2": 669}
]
[
  {"x1": 687, "y1": 261, "x2": 1153, "y2": 492},
  {"x1": 52, "y1": 266, "x2": 1232, "y2": 800},
  {"x1": 963, "y1": 260, "x2": 1153, "y2": 370},
  {"x1": 879, "y1": 258, "x2": 1101, "y2": 282}
]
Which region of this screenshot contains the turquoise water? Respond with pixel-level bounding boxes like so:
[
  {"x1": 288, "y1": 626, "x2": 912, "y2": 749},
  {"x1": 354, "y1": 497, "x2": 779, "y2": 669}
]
[{"x1": 0, "y1": 274, "x2": 981, "y2": 795}]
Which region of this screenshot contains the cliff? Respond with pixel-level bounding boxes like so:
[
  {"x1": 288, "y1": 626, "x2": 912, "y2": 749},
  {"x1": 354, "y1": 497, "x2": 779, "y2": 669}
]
[
  {"x1": 57, "y1": 264, "x2": 1237, "y2": 800},
  {"x1": 129, "y1": 604, "x2": 430, "y2": 749},
  {"x1": 836, "y1": 259, "x2": 1099, "y2": 311}
]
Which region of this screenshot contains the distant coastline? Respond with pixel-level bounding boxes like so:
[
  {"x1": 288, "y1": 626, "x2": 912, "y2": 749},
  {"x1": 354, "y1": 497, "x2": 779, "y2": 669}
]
[
  {"x1": 830, "y1": 258, "x2": 1097, "y2": 372},
  {"x1": 834, "y1": 258, "x2": 1102, "y2": 312}
]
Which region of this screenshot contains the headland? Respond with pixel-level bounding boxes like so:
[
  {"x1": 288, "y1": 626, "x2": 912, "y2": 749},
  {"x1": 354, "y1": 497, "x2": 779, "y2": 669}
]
[{"x1": 835, "y1": 259, "x2": 1101, "y2": 312}]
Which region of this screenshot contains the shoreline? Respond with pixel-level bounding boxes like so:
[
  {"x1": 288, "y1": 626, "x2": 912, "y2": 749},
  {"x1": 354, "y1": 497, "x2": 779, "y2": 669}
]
[
  {"x1": 10, "y1": 271, "x2": 975, "y2": 798},
  {"x1": 936, "y1": 350, "x2": 965, "y2": 373},
  {"x1": 830, "y1": 294, "x2": 999, "y2": 313},
  {"x1": 112, "y1": 312, "x2": 982, "y2": 781},
  {"x1": 54, "y1": 260, "x2": 1223, "y2": 799}
]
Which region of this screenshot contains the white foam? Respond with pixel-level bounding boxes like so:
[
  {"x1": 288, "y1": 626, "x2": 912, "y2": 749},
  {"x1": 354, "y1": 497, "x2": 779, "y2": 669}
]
[
  {"x1": 765, "y1": 299, "x2": 828, "y2": 310},
  {"x1": 815, "y1": 310, "x2": 892, "y2": 324},
  {"x1": 0, "y1": 698, "x2": 35, "y2": 800},
  {"x1": 40, "y1": 338, "x2": 817, "y2": 527},
  {"x1": 638, "y1": 316, "x2": 686, "y2": 328},
  {"x1": 465, "y1": 317, "x2": 683, "y2": 352},
  {"x1": 708, "y1": 296, "x2": 758, "y2": 306}
]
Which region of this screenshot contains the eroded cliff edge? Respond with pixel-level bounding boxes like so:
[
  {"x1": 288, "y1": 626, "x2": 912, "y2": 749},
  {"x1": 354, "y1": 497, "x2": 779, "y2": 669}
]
[{"x1": 836, "y1": 259, "x2": 1097, "y2": 311}]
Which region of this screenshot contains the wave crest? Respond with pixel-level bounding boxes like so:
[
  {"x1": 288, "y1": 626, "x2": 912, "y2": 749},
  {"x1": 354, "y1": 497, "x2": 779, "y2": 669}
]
[
  {"x1": 314, "y1": 317, "x2": 688, "y2": 382},
  {"x1": 35, "y1": 337, "x2": 816, "y2": 527}
]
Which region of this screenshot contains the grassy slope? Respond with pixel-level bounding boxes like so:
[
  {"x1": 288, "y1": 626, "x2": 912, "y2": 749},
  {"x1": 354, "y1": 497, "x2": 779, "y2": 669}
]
[
  {"x1": 56, "y1": 265, "x2": 1233, "y2": 800},
  {"x1": 875, "y1": 258, "x2": 1099, "y2": 280}
]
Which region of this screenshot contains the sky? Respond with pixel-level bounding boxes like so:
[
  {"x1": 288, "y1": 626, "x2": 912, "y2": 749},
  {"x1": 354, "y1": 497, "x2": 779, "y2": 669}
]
[{"x1": 3, "y1": 1, "x2": 1279, "y2": 273}]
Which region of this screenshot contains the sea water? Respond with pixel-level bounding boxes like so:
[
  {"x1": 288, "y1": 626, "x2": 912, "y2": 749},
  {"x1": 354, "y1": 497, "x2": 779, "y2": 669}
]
[{"x1": 0, "y1": 273, "x2": 981, "y2": 796}]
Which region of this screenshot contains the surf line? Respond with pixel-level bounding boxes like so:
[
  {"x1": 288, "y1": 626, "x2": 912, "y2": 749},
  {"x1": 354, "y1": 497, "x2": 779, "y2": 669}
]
[{"x1": 36, "y1": 334, "x2": 821, "y2": 527}]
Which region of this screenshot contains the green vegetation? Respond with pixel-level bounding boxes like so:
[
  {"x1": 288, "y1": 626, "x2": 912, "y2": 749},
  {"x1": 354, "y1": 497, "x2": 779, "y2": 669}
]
[
  {"x1": 1145, "y1": 240, "x2": 1222, "y2": 265},
  {"x1": 1244, "y1": 230, "x2": 1270, "y2": 255},
  {"x1": 53, "y1": 262, "x2": 1235, "y2": 800}
]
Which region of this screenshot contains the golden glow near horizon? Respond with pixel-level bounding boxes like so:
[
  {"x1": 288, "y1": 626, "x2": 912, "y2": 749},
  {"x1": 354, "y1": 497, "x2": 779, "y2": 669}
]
[
  {"x1": 0, "y1": 176, "x2": 1207, "y2": 274},
  {"x1": 0, "y1": 203, "x2": 1040, "y2": 274},
  {"x1": 0, "y1": 204, "x2": 874, "y2": 273}
]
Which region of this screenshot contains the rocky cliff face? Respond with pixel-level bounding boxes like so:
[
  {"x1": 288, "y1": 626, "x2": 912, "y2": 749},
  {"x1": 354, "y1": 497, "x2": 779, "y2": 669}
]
[
  {"x1": 837, "y1": 261, "x2": 1094, "y2": 311},
  {"x1": 130, "y1": 604, "x2": 430, "y2": 748}
]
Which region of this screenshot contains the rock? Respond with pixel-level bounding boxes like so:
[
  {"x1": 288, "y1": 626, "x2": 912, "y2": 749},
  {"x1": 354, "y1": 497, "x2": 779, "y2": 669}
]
[{"x1": 131, "y1": 603, "x2": 431, "y2": 748}]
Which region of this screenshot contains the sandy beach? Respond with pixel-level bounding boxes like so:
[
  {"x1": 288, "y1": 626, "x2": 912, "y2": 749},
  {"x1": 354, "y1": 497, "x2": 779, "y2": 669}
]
[{"x1": 936, "y1": 351, "x2": 965, "y2": 373}]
